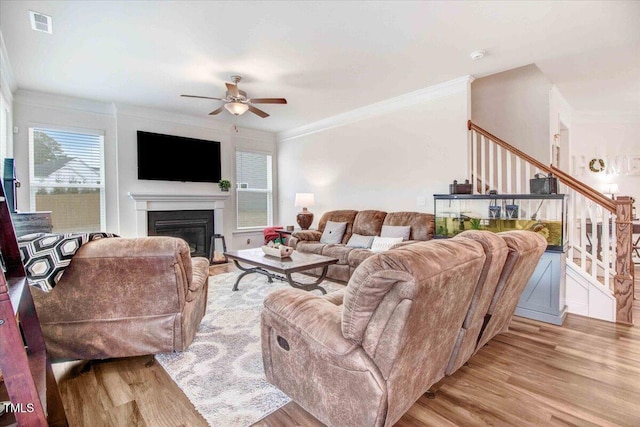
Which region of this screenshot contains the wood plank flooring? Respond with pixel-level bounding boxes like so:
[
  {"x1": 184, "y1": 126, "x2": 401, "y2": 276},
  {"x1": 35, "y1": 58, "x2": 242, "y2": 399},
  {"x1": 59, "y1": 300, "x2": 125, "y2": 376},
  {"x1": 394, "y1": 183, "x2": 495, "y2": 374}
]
[{"x1": 50, "y1": 264, "x2": 640, "y2": 427}]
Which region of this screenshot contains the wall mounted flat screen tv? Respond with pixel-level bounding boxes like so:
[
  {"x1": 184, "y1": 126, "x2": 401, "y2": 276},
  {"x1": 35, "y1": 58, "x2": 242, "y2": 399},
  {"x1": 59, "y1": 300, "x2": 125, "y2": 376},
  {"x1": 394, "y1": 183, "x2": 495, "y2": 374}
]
[{"x1": 137, "y1": 131, "x2": 221, "y2": 183}]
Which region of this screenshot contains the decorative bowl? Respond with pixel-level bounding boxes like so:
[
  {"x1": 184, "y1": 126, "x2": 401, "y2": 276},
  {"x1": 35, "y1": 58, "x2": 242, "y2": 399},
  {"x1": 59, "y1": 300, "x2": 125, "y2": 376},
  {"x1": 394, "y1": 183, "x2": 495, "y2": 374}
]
[{"x1": 261, "y1": 245, "x2": 294, "y2": 258}]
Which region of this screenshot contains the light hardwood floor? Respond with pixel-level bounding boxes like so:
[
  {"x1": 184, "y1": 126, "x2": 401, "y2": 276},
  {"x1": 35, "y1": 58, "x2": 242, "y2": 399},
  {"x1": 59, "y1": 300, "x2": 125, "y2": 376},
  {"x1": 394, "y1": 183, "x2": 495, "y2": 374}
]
[{"x1": 52, "y1": 264, "x2": 640, "y2": 427}]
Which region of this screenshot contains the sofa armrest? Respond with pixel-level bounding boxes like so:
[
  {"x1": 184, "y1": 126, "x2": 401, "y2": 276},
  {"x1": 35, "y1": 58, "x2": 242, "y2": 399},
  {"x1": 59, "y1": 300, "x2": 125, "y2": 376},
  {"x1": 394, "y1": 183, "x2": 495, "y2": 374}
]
[
  {"x1": 188, "y1": 257, "x2": 209, "y2": 301},
  {"x1": 291, "y1": 230, "x2": 322, "y2": 242},
  {"x1": 263, "y1": 288, "x2": 356, "y2": 355},
  {"x1": 390, "y1": 240, "x2": 420, "y2": 250}
]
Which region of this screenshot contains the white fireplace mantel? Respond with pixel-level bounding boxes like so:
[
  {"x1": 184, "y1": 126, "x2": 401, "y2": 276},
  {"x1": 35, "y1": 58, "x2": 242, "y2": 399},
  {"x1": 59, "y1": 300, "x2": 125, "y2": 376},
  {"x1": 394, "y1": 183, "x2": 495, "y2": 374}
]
[{"x1": 128, "y1": 192, "x2": 230, "y2": 236}]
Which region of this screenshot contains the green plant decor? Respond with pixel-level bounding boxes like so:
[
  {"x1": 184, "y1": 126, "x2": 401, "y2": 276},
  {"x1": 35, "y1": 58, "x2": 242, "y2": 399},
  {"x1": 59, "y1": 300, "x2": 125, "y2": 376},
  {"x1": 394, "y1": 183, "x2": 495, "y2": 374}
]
[
  {"x1": 470, "y1": 218, "x2": 482, "y2": 230},
  {"x1": 218, "y1": 179, "x2": 231, "y2": 192}
]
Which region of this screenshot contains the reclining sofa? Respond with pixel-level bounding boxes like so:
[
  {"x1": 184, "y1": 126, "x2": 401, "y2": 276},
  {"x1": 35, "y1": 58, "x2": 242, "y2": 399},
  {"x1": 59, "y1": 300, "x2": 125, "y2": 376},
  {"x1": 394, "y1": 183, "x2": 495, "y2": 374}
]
[
  {"x1": 261, "y1": 230, "x2": 546, "y2": 426},
  {"x1": 289, "y1": 209, "x2": 434, "y2": 282},
  {"x1": 31, "y1": 236, "x2": 210, "y2": 360}
]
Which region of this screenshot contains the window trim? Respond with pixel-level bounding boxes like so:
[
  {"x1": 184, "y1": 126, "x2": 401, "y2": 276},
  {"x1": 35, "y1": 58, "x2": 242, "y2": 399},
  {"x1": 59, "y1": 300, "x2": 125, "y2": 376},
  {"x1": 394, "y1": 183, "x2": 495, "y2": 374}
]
[
  {"x1": 0, "y1": 92, "x2": 12, "y2": 178},
  {"x1": 28, "y1": 126, "x2": 107, "y2": 231},
  {"x1": 235, "y1": 148, "x2": 274, "y2": 230}
]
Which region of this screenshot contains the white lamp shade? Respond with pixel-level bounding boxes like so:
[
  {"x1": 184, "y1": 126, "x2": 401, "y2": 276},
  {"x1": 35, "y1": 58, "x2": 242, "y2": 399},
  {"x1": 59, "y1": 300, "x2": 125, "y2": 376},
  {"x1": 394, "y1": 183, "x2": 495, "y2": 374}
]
[
  {"x1": 601, "y1": 183, "x2": 620, "y2": 195},
  {"x1": 224, "y1": 102, "x2": 249, "y2": 116},
  {"x1": 295, "y1": 193, "x2": 315, "y2": 208}
]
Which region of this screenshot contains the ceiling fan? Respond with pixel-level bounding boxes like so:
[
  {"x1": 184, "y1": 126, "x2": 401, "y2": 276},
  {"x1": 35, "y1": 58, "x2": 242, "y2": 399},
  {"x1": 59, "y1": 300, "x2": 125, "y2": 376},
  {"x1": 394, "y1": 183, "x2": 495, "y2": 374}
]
[{"x1": 181, "y1": 75, "x2": 287, "y2": 118}]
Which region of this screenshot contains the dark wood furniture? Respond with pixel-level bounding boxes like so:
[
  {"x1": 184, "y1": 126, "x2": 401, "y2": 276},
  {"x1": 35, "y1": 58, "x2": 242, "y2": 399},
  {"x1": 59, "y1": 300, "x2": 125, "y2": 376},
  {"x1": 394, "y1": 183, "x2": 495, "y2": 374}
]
[
  {"x1": 275, "y1": 229, "x2": 293, "y2": 245},
  {"x1": 225, "y1": 248, "x2": 338, "y2": 294},
  {"x1": 10, "y1": 211, "x2": 53, "y2": 237},
  {"x1": 633, "y1": 221, "x2": 640, "y2": 260},
  {"x1": 0, "y1": 185, "x2": 67, "y2": 426}
]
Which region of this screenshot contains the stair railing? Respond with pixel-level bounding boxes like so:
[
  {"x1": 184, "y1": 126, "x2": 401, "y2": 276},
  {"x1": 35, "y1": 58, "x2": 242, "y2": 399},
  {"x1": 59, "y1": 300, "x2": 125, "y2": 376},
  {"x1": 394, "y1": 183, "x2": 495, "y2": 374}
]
[{"x1": 468, "y1": 120, "x2": 634, "y2": 324}]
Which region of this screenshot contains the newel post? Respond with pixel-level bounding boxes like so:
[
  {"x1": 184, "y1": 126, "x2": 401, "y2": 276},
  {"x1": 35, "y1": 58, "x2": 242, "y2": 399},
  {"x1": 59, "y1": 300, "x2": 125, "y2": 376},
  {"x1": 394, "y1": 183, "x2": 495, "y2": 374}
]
[{"x1": 614, "y1": 196, "x2": 634, "y2": 325}]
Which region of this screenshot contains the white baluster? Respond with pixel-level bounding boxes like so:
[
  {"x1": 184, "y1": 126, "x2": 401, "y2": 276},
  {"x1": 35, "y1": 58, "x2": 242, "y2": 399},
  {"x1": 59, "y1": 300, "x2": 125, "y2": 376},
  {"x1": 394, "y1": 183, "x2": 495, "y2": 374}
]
[
  {"x1": 488, "y1": 139, "x2": 494, "y2": 193},
  {"x1": 497, "y1": 145, "x2": 503, "y2": 194},
  {"x1": 580, "y1": 194, "x2": 587, "y2": 270},
  {"x1": 472, "y1": 131, "x2": 479, "y2": 194},
  {"x1": 516, "y1": 159, "x2": 522, "y2": 194},
  {"x1": 506, "y1": 152, "x2": 512, "y2": 194},
  {"x1": 480, "y1": 135, "x2": 486, "y2": 194}
]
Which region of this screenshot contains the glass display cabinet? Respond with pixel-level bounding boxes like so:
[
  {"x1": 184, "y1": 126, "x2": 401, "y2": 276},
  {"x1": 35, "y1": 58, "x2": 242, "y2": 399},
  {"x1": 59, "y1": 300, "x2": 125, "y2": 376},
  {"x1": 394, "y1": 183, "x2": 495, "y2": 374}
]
[{"x1": 434, "y1": 194, "x2": 568, "y2": 252}]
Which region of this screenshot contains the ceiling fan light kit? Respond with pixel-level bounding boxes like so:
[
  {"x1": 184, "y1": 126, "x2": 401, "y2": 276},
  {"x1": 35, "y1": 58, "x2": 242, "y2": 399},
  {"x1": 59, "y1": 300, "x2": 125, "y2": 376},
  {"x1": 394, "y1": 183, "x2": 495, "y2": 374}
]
[
  {"x1": 181, "y1": 75, "x2": 287, "y2": 120},
  {"x1": 224, "y1": 102, "x2": 249, "y2": 116}
]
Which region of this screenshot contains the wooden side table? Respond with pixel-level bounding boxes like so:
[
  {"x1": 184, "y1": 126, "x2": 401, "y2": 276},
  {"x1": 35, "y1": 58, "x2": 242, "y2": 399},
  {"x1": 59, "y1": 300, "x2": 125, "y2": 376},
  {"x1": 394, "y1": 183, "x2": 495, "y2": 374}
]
[{"x1": 276, "y1": 229, "x2": 293, "y2": 245}]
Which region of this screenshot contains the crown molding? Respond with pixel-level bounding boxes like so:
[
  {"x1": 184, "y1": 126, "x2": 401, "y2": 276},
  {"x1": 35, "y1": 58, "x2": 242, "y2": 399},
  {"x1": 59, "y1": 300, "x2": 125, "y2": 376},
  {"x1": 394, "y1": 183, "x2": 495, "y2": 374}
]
[
  {"x1": 0, "y1": 31, "x2": 17, "y2": 101},
  {"x1": 14, "y1": 89, "x2": 117, "y2": 116},
  {"x1": 572, "y1": 110, "x2": 640, "y2": 124},
  {"x1": 114, "y1": 103, "x2": 276, "y2": 142},
  {"x1": 10, "y1": 89, "x2": 275, "y2": 142},
  {"x1": 278, "y1": 75, "x2": 474, "y2": 142}
]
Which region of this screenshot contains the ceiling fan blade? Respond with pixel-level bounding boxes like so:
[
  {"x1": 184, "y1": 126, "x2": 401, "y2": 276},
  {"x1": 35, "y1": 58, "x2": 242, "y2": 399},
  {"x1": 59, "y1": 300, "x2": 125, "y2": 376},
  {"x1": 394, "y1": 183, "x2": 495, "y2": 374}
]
[
  {"x1": 208, "y1": 106, "x2": 225, "y2": 115},
  {"x1": 248, "y1": 105, "x2": 269, "y2": 118},
  {"x1": 181, "y1": 94, "x2": 223, "y2": 100},
  {"x1": 226, "y1": 83, "x2": 239, "y2": 98},
  {"x1": 249, "y1": 98, "x2": 287, "y2": 104}
]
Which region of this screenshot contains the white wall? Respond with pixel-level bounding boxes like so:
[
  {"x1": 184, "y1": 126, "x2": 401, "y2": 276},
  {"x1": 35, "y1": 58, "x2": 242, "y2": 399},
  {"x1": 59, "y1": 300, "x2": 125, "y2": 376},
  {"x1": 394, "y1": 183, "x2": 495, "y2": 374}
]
[
  {"x1": 571, "y1": 113, "x2": 640, "y2": 210},
  {"x1": 472, "y1": 64, "x2": 552, "y2": 163},
  {"x1": 11, "y1": 91, "x2": 277, "y2": 249},
  {"x1": 116, "y1": 104, "x2": 276, "y2": 247},
  {"x1": 277, "y1": 77, "x2": 471, "y2": 228},
  {"x1": 12, "y1": 90, "x2": 120, "y2": 232},
  {"x1": 549, "y1": 85, "x2": 573, "y2": 170}
]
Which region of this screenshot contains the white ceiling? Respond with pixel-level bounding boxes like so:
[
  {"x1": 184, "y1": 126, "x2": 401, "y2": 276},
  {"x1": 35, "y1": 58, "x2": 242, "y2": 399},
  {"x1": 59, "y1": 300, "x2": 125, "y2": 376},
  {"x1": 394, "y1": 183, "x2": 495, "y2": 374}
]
[{"x1": 1, "y1": 1, "x2": 639, "y2": 133}]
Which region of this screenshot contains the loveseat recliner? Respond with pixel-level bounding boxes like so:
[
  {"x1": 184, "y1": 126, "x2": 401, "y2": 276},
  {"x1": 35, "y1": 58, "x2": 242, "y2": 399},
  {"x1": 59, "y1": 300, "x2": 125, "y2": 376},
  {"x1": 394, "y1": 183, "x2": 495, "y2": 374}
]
[
  {"x1": 261, "y1": 230, "x2": 546, "y2": 426},
  {"x1": 289, "y1": 209, "x2": 434, "y2": 282},
  {"x1": 31, "y1": 236, "x2": 209, "y2": 360}
]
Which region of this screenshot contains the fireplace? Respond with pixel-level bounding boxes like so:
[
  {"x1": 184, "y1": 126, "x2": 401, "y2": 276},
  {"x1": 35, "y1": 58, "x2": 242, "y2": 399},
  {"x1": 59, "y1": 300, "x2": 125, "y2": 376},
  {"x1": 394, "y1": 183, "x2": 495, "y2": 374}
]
[{"x1": 148, "y1": 210, "x2": 214, "y2": 258}]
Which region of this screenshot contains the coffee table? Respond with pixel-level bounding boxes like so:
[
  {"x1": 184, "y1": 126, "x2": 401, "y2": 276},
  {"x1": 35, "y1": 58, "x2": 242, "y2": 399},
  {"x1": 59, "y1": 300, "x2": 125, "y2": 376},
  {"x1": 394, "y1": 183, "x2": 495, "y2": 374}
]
[{"x1": 225, "y1": 248, "x2": 338, "y2": 294}]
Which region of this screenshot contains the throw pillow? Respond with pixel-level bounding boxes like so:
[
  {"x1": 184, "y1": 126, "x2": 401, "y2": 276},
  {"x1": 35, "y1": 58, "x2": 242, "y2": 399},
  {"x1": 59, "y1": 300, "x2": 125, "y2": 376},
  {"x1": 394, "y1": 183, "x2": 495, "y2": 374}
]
[
  {"x1": 370, "y1": 236, "x2": 403, "y2": 253},
  {"x1": 381, "y1": 225, "x2": 411, "y2": 241},
  {"x1": 346, "y1": 233, "x2": 375, "y2": 249},
  {"x1": 18, "y1": 232, "x2": 120, "y2": 291},
  {"x1": 320, "y1": 221, "x2": 348, "y2": 244}
]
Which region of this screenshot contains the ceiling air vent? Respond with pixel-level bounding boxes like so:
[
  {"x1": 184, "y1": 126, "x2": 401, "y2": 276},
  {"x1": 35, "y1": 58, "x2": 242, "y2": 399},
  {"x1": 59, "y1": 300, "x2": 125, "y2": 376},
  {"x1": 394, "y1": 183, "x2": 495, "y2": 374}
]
[{"x1": 29, "y1": 11, "x2": 53, "y2": 34}]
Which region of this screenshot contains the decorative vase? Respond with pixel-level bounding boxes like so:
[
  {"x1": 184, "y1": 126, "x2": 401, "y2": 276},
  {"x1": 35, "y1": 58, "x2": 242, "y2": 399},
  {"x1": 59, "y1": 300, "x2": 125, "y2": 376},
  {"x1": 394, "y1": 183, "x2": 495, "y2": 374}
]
[{"x1": 296, "y1": 208, "x2": 314, "y2": 230}]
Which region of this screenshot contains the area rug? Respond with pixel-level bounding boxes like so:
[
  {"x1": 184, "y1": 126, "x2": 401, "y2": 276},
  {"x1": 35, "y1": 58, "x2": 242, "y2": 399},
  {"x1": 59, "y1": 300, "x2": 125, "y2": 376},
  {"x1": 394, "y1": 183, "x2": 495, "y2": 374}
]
[{"x1": 156, "y1": 271, "x2": 344, "y2": 427}]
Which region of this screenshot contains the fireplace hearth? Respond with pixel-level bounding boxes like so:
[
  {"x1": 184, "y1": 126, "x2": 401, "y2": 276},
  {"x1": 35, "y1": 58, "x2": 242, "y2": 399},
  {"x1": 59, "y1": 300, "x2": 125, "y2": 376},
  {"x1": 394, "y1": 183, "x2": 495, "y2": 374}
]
[{"x1": 148, "y1": 210, "x2": 214, "y2": 258}]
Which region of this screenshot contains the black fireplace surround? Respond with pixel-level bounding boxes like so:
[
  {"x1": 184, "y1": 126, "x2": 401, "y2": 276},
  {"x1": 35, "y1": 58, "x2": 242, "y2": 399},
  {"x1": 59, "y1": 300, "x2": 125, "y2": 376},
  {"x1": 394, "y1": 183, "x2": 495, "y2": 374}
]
[{"x1": 148, "y1": 210, "x2": 214, "y2": 258}]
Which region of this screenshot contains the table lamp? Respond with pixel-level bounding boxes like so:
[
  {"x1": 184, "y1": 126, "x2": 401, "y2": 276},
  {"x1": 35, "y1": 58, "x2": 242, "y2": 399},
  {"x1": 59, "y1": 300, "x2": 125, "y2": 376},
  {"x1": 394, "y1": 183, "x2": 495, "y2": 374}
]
[
  {"x1": 294, "y1": 193, "x2": 315, "y2": 230},
  {"x1": 601, "y1": 183, "x2": 620, "y2": 200}
]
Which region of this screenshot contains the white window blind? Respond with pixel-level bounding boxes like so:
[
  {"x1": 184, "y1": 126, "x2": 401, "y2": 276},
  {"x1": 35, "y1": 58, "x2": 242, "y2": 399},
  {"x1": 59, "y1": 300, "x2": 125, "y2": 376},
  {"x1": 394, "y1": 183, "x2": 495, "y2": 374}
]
[
  {"x1": 236, "y1": 150, "x2": 273, "y2": 229},
  {"x1": 29, "y1": 127, "x2": 106, "y2": 232}
]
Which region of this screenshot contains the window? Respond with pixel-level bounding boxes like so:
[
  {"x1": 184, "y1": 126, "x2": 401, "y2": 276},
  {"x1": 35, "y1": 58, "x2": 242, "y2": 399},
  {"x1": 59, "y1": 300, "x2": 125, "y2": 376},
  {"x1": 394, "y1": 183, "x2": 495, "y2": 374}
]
[
  {"x1": 236, "y1": 150, "x2": 273, "y2": 229},
  {"x1": 29, "y1": 127, "x2": 105, "y2": 232}
]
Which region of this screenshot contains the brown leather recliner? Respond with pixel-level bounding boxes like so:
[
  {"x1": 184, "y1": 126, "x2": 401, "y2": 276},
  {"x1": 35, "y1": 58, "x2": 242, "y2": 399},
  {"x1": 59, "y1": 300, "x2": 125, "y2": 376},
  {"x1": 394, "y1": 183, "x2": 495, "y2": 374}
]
[
  {"x1": 261, "y1": 230, "x2": 547, "y2": 426},
  {"x1": 261, "y1": 238, "x2": 488, "y2": 427},
  {"x1": 31, "y1": 236, "x2": 209, "y2": 360},
  {"x1": 474, "y1": 230, "x2": 548, "y2": 351},
  {"x1": 289, "y1": 209, "x2": 435, "y2": 282}
]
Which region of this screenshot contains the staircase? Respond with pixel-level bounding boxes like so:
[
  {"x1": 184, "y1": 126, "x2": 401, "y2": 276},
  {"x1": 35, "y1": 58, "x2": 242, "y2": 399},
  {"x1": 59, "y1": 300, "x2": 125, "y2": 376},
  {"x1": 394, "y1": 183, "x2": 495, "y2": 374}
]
[{"x1": 468, "y1": 120, "x2": 635, "y2": 325}]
